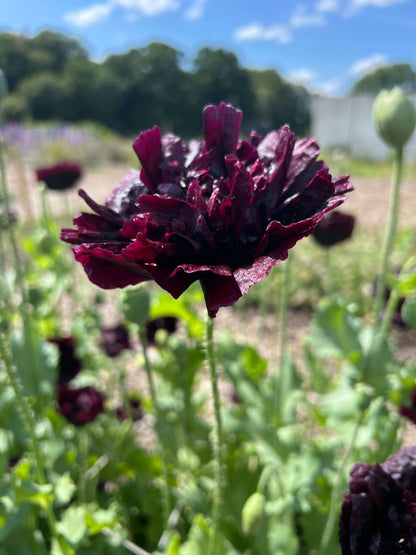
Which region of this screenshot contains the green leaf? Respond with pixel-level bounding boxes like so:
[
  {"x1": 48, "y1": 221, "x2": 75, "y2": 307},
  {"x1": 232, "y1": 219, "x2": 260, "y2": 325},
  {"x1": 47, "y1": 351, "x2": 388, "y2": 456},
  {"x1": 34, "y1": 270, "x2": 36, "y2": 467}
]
[
  {"x1": 57, "y1": 506, "x2": 87, "y2": 545},
  {"x1": 85, "y1": 503, "x2": 119, "y2": 535},
  {"x1": 150, "y1": 292, "x2": 204, "y2": 339},
  {"x1": 54, "y1": 473, "x2": 76, "y2": 505},
  {"x1": 15, "y1": 480, "x2": 54, "y2": 510},
  {"x1": 309, "y1": 299, "x2": 362, "y2": 363},
  {"x1": 179, "y1": 514, "x2": 238, "y2": 555}
]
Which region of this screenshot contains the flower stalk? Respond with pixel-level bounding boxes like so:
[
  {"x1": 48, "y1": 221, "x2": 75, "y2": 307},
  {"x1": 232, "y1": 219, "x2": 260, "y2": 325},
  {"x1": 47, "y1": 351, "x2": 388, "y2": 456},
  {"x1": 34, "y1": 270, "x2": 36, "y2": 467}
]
[
  {"x1": 274, "y1": 253, "x2": 292, "y2": 420},
  {"x1": 372, "y1": 147, "x2": 403, "y2": 330},
  {"x1": 206, "y1": 315, "x2": 224, "y2": 554},
  {"x1": 138, "y1": 328, "x2": 171, "y2": 532},
  {"x1": 318, "y1": 411, "x2": 364, "y2": 554},
  {"x1": 0, "y1": 332, "x2": 59, "y2": 544}
]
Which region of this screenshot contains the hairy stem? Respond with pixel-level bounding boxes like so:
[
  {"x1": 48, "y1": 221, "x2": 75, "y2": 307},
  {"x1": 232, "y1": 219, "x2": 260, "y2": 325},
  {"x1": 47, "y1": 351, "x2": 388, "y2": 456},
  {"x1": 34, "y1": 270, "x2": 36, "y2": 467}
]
[
  {"x1": 206, "y1": 315, "x2": 224, "y2": 554},
  {"x1": 139, "y1": 329, "x2": 171, "y2": 531},
  {"x1": 373, "y1": 147, "x2": 403, "y2": 330}
]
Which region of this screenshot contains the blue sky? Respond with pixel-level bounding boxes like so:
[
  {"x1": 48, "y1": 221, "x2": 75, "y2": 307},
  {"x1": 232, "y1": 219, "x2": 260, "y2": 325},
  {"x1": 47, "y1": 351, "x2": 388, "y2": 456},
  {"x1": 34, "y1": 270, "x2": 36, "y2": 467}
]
[{"x1": 1, "y1": 0, "x2": 415, "y2": 96}]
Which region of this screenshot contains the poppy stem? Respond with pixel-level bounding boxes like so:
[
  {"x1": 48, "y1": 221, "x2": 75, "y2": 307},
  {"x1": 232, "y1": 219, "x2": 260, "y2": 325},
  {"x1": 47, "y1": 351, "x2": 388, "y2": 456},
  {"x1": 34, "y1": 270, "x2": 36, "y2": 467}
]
[
  {"x1": 274, "y1": 252, "x2": 292, "y2": 419},
  {"x1": 0, "y1": 139, "x2": 42, "y2": 399},
  {"x1": 0, "y1": 332, "x2": 60, "y2": 545},
  {"x1": 139, "y1": 329, "x2": 171, "y2": 534},
  {"x1": 372, "y1": 147, "x2": 403, "y2": 331},
  {"x1": 318, "y1": 411, "x2": 365, "y2": 554},
  {"x1": 206, "y1": 315, "x2": 224, "y2": 554}
]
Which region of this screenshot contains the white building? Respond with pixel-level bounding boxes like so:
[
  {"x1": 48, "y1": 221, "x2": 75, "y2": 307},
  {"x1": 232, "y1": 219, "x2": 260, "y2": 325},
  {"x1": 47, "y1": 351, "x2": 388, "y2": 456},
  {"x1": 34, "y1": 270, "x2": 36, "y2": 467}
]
[{"x1": 311, "y1": 94, "x2": 416, "y2": 161}]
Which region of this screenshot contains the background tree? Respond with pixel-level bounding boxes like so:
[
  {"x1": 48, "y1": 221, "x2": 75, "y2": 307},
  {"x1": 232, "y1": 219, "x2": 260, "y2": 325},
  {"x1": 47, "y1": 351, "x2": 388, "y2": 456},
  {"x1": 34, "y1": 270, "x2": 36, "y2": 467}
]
[
  {"x1": 0, "y1": 31, "x2": 87, "y2": 93},
  {"x1": 249, "y1": 69, "x2": 310, "y2": 135},
  {"x1": 192, "y1": 47, "x2": 256, "y2": 130},
  {"x1": 351, "y1": 63, "x2": 416, "y2": 95}
]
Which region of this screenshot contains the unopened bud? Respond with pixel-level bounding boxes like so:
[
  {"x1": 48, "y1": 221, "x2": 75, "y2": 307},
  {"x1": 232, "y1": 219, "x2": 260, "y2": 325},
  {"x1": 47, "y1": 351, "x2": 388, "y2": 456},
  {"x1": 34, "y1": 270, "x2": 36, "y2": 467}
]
[
  {"x1": 241, "y1": 492, "x2": 266, "y2": 535},
  {"x1": 372, "y1": 87, "x2": 416, "y2": 150}
]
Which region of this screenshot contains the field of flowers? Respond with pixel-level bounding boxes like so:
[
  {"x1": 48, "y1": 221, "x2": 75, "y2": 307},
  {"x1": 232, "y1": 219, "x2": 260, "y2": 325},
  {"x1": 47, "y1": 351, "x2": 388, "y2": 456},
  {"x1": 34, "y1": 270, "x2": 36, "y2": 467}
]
[{"x1": 1, "y1": 90, "x2": 416, "y2": 555}]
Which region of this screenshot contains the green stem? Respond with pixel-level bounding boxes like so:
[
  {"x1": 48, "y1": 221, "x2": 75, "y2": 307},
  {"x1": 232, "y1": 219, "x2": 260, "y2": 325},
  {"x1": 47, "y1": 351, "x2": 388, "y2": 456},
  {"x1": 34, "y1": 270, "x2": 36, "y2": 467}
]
[
  {"x1": 206, "y1": 316, "x2": 224, "y2": 555},
  {"x1": 78, "y1": 428, "x2": 90, "y2": 503},
  {"x1": 379, "y1": 288, "x2": 401, "y2": 337},
  {"x1": 139, "y1": 329, "x2": 171, "y2": 531},
  {"x1": 274, "y1": 253, "x2": 292, "y2": 418},
  {"x1": 0, "y1": 229, "x2": 5, "y2": 274},
  {"x1": 372, "y1": 147, "x2": 403, "y2": 331},
  {"x1": 40, "y1": 184, "x2": 54, "y2": 232},
  {"x1": 0, "y1": 333, "x2": 58, "y2": 542},
  {"x1": 0, "y1": 140, "x2": 42, "y2": 400},
  {"x1": 319, "y1": 412, "x2": 364, "y2": 554}
]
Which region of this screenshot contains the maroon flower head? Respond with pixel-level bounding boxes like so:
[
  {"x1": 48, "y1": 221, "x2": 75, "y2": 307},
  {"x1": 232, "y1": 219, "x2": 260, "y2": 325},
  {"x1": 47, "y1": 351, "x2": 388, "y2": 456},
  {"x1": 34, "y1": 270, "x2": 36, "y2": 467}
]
[
  {"x1": 146, "y1": 316, "x2": 178, "y2": 345},
  {"x1": 36, "y1": 161, "x2": 83, "y2": 191},
  {"x1": 115, "y1": 397, "x2": 143, "y2": 421},
  {"x1": 101, "y1": 323, "x2": 131, "y2": 357},
  {"x1": 339, "y1": 446, "x2": 416, "y2": 554},
  {"x1": 57, "y1": 384, "x2": 104, "y2": 425},
  {"x1": 312, "y1": 210, "x2": 355, "y2": 247},
  {"x1": 61, "y1": 103, "x2": 353, "y2": 317},
  {"x1": 48, "y1": 336, "x2": 82, "y2": 384},
  {"x1": 400, "y1": 389, "x2": 416, "y2": 425}
]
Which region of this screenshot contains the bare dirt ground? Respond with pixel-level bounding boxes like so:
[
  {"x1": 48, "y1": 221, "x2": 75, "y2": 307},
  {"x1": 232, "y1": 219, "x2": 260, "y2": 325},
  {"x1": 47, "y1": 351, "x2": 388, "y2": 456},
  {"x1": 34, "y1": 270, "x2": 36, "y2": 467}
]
[{"x1": 8, "y1": 162, "x2": 416, "y2": 444}]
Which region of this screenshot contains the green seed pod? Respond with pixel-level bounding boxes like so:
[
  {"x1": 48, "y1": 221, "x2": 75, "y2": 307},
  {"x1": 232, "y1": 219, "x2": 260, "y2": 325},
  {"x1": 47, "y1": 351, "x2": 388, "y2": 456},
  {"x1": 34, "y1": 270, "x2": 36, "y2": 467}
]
[
  {"x1": 241, "y1": 492, "x2": 267, "y2": 535},
  {"x1": 0, "y1": 68, "x2": 8, "y2": 103},
  {"x1": 119, "y1": 286, "x2": 150, "y2": 327},
  {"x1": 372, "y1": 86, "x2": 416, "y2": 150}
]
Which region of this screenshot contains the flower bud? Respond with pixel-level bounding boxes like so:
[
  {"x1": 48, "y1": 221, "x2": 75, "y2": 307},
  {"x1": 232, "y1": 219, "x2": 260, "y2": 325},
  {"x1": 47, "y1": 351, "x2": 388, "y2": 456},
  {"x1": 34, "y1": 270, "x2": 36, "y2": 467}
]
[
  {"x1": 0, "y1": 68, "x2": 8, "y2": 104},
  {"x1": 241, "y1": 492, "x2": 267, "y2": 535},
  {"x1": 119, "y1": 286, "x2": 150, "y2": 327},
  {"x1": 372, "y1": 86, "x2": 416, "y2": 150}
]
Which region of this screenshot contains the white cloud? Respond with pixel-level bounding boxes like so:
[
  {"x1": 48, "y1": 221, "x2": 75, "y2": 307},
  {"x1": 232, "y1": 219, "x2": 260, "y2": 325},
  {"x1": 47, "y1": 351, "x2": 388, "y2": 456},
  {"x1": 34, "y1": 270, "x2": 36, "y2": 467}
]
[
  {"x1": 350, "y1": 0, "x2": 410, "y2": 7},
  {"x1": 233, "y1": 23, "x2": 292, "y2": 44},
  {"x1": 349, "y1": 53, "x2": 387, "y2": 76},
  {"x1": 287, "y1": 68, "x2": 317, "y2": 85},
  {"x1": 290, "y1": 4, "x2": 326, "y2": 28},
  {"x1": 64, "y1": 2, "x2": 113, "y2": 27},
  {"x1": 315, "y1": 78, "x2": 343, "y2": 96},
  {"x1": 185, "y1": 0, "x2": 207, "y2": 20},
  {"x1": 347, "y1": 0, "x2": 411, "y2": 14},
  {"x1": 116, "y1": 0, "x2": 179, "y2": 16},
  {"x1": 315, "y1": 0, "x2": 340, "y2": 12}
]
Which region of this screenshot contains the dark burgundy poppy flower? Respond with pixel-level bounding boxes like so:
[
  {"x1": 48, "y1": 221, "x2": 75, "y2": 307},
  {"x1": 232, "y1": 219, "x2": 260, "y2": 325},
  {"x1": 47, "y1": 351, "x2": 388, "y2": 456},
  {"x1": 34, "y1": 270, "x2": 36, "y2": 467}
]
[
  {"x1": 400, "y1": 390, "x2": 416, "y2": 425},
  {"x1": 48, "y1": 336, "x2": 82, "y2": 384},
  {"x1": 36, "y1": 161, "x2": 83, "y2": 191},
  {"x1": 101, "y1": 323, "x2": 131, "y2": 357},
  {"x1": 339, "y1": 446, "x2": 416, "y2": 554},
  {"x1": 312, "y1": 210, "x2": 355, "y2": 247},
  {"x1": 61, "y1": 103, "x2": 353, "y2": 317},
  {"x1": 57, "y1": 385, "x2": 104, "y2": 425},
  {"x1": 115, "y1": 397, "x2": 143, "y2": 421},
  {"x1": 146, "y1": 316, "x2": 178, "y2": 345}
]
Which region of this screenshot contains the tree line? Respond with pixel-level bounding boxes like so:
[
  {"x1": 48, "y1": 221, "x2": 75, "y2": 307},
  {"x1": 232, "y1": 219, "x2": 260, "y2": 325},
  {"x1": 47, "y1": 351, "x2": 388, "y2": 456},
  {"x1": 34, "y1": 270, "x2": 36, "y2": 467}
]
[
  {"x1": 1, "y1": 30, "x2": 415, "y2": 138},
  {"x1": 0, "y1": 30, "x2": 310, "y2": 138}
]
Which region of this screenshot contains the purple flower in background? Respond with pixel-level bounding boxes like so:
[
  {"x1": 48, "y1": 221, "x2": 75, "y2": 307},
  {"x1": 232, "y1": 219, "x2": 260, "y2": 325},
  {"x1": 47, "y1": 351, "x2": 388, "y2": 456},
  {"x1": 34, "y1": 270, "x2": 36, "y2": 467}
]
[
  {"x1": 61, "y1": 102, "x2": 353, "y2": 317},
  {"x1": 115, "y1": 397, "x2": 143, "y2": 421},
  {"x1": 101, "y1": 323, "x2": 131, "y2": 357},
  {"x1": 400, "y1": 390, "x2": 416, "y2": 425},
  {"x1": 339, "y1": 446, "x2": 416, "y2": 554},
  {"x1": 57, "y1": 385, "x2": 104, "y2": 425},
  {"x1": 146, "y1": 317, "x2": 178, "y2": 345},
  {"x1": 36, "y1": 161, "x2": 83, "y2": 191},
  {"x1": 312, "y1": 210, "x2": 355, "y2": 247},
  {"x1": 48, "y1": 336, "x2": 82, "y2": 384}
]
